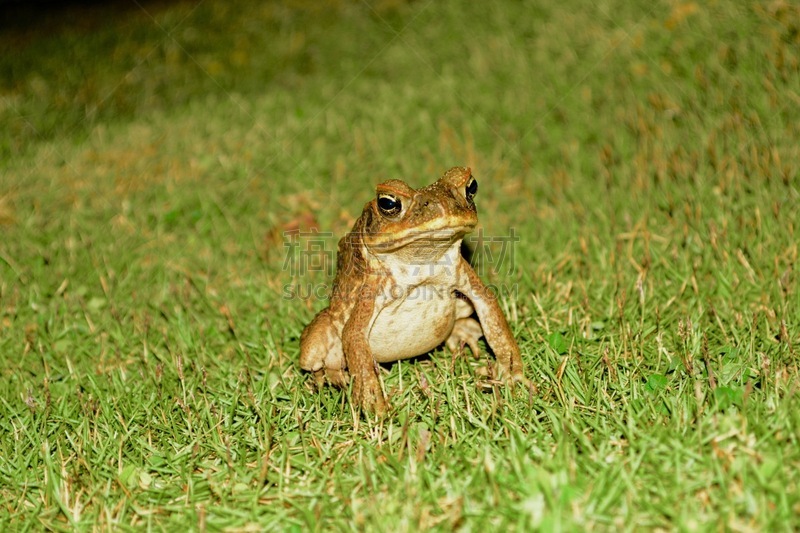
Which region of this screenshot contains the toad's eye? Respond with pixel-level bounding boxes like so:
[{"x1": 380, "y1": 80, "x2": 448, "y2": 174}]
[
  {"x1": 465, "y1": 177, "x2": 478, "y2": 203},
  {"x1": 377, "y1": 194, "x2": 402, "y2": 217}
]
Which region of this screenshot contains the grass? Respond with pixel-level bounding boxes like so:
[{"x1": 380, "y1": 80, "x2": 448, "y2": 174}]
[{"x1": 1, "y1": 0, "x2": 799, "y2": 529}]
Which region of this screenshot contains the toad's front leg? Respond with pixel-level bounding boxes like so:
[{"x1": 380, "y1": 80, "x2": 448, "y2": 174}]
[
  {"x1": 341, "y1": 281, "x2": 387, "y2": 415},
  {"x1": 456, "y1": 259, "x2": 526, "y2": 383}
]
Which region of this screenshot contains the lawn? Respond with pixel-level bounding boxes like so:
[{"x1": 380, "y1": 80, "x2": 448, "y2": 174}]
[{"x1": 1, "y1": 0, "x2": 799, "y2": 529}]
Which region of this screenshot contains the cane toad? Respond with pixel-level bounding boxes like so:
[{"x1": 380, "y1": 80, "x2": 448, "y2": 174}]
[{"x1": 299, "y1": 167, "x2": 525, "y2": 414}]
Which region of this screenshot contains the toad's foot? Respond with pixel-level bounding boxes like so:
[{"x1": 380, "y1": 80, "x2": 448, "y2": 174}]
[
  {"x1": 445, "y1": 317, "x2": 483, "y2": 358},
  {"x1": 313, "y1": 367, "x2": 350, "y2": 388},
  {"x1": 352, "y1": 371, "x2": 387, "y2": 415}
]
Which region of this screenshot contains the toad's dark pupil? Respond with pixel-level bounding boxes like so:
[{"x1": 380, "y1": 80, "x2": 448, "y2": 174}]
[
  {"x1": 378, "y1": 196, "x2": 401, "y2": 214},
  {"x1": 466, "y1": 178, "x2": 478, "y2": 201}
]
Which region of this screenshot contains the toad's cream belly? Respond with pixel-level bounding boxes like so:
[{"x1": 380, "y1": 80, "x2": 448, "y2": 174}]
[{"x1": 368, "y1": 286, "x2": 456, "y2": 362}]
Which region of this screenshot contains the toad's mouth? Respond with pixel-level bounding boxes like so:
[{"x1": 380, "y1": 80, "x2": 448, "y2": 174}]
[{"x1": 365, "y1": 224, "x2": 475, "y2": 252}]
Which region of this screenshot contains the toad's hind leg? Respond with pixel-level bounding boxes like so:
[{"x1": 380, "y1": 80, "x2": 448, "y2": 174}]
[
  {"x1": 445, "y1": 297, "x2": 483, "y2": 358},
  {"x1": 299, "y1": 308, "x2": 349, "y2": 387}
]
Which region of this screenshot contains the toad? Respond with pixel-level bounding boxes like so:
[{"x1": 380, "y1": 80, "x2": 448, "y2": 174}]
[{"x1": 300, "y1": 167, "x2": 526, "y2": 413}]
